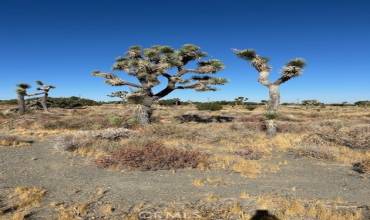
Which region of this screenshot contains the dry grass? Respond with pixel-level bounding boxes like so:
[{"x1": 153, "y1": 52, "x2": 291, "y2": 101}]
[
  {"x1": 116, "y1": 193, "x2": 365, "y2": 220},
  {"x1": 55, "y1": 203, "x2": 90, "y2": 220},
  {"x1": 2, "y1": 105, "x2": 369, "y2": 181},
  {"x1": 0, "y1": 135, "x2": 33, "y2": 147},
  {"x1": 0, "y1": 186, "x2": 46, "y2": 220},
  {"x1": 255, "y1": 194, "x2": 364, "y2": 220},
  {"x1": 192, "y1": 177, "x2": 229, "y2": 187}
]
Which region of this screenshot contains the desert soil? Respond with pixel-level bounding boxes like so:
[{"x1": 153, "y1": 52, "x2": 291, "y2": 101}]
[{"x1": 1, "y1": 139, "x2": 369, "y2": 218}]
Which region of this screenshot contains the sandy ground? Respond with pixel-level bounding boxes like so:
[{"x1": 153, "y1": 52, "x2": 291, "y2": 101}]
[{"x1": 1, "y1": 140, "x2": 369, "y2": 218}]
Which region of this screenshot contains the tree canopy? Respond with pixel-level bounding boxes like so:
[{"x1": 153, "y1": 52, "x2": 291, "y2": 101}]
[{"x1": 93, "y1": 44, "x2": 227, "y2": 104}]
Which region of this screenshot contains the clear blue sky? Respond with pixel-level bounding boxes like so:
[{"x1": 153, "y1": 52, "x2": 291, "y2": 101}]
[{"x1": 1, "y1": 0, "x2": 369, "y2": 103}]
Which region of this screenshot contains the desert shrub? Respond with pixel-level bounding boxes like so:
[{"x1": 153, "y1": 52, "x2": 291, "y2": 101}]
[
  {"x1": 0, "y1": 135, "x2": 33, "y2": 146},
  {"x1": 353, "y1": 160, "x2": 370, "y2": 174},
  {"x1": 107, "y1": 115, "x2": 125, "y2": 127},
  {"x1": 158, "y1": 98, "x2": 184, "y2": 106},
  {"x1": 54, "y1": 134, "x2": 93, "y2": 151},
  {"x1": 292, "y1": 145, "x2": 339, "y2": 161},
  {"x1": 245, "y1": 105, "x2": 258, "y2": 111},
  {"x1": 234, "y1": 148, "x2": 263, "y2": 160},
  {"x1": 54, "y1": 128, "x2": 134, "y2": 152},
  {"x1": 313, "y1": 123, "x2": 370, "y2": 150},
  {"x1": 142, "y1": 124, "x2": 203, "y2": 144},
  {"x1": 264, "y1": 112, "x2": 278, "y2": 120},
  {"x1": 96, "y1": 142, "x2": 209, "y2": 171},
  {"x1": 276, "y1": 122, "x2": 308, "y2": 133},
  {"x1": 299, "y1": 134, "x2": 332, "y2": 146},
  {"x1": 196, "y1": 102, "x2": 223, "y2": 111},
  {"x1": 40, "y1": 113, "x2": 131, "y2": 130},
  {"x1": 42, "y1": 96, "x2": 101, "y2": 108}
]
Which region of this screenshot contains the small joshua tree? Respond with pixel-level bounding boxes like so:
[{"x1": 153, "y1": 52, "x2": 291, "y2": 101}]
[
  {"x1": 93, "y1": 44, "x2": 227, "y2": 124},
  {"x1": 108, "y1": 91, "x2": 128, "y2": 103},
  {"x1": 35, "y1": 81, "x2": 56, "y2": 112},
  {"x1": 16, "y1": 83, "x2": 31, "y2": 114},
  {"x1": 234, "y1": 96, "x2": 248, "y2": 106},
  {"x1": 233, "y1": 49, "x2": 306, "y2": 136}
]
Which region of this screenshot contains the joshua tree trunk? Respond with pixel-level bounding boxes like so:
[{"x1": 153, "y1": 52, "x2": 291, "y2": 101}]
[
  {"x1": 40, "y1": 93, "x2": 48, "y2": 111},
  {"x1": 133, "y1": 96, "x2": 155, "y2": 125},
  {"x1": 135, "y1": 104, "x2": 152, "y2": 125},
  {"x1": 267, "y1": 84, "x2": 280, "y2": 115},
  {"x1": 17, "y1": 94, "x2": 26, "y2": 115},
  {"x1": 264, "y1": 84, "x2": 280, "y2": 137},
  {"x1": 265, "y1": 119, "x2": 277, "y2": 137}
]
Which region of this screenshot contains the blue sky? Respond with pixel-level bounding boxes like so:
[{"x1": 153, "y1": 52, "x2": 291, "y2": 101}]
[{"x1": 1, "y1": 0, "x2": 369, "y2": 103}]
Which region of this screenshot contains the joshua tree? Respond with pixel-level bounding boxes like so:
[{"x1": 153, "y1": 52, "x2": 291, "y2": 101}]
[
  {"x1": 35, "y1": 81, "x2": 56, "y2": 111},
  {"x1": 93, "y1": 44, "x2": 227, "y2": 124},
  {"x1": 108, "y1": 91, "x2": 128, "y2": 103},
  {"x1": 234, "y1": 96, "x2": 248, "y2": 106},
  {"x1": 16, "y1": 83, "x2": 31, "y2": 114},
  {"x1": 233, "y1": 49, "x2": 306, "y2": 136},
  {"x1": 173, "y1": 98, "x2": 181, "y2": 106}
]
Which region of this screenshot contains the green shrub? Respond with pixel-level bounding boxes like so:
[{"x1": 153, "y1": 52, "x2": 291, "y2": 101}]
[
  {"x1": 107, "y1": 115, "x2": 124, "y2": 127},
  {"x1": 196, "y1": 102, "x2": 223, "y2": 111},
  {"x1": 354, "y1": 100, "x2": 370, "y2": 107},
  {"x1": 264, "y1": 112, "x2": 278, "y2": 120},
  {"x1": 158, "y1": 98, "x2": 181, "y2": 106}
]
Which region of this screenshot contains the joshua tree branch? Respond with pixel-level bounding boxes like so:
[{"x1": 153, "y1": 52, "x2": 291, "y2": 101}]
[
  {"x1": 27, "y1": 92, "x2": 45, "y2": 97},
  {"x1": 92, "y1": 71, "x2": 143, "y2": 88}
]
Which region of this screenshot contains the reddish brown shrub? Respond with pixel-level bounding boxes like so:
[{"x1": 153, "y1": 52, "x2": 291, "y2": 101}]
[
  {"x1": 96, "y1": 143, "x2": 209, "y2": 171},
  {"x1": 234, "y1": 148, "x2": 263, "y2": 160}
]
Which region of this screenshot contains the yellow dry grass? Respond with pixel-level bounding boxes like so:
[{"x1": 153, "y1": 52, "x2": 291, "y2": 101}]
[
  {"x1": 255, "y1": 194, "x2": 363, "y2": 220},
  {"x1": 192, "y1": 176, "x2": 228, "y2": 187},
  {"x1": 0, "y1": 187, "x2": 47, "y2": 220},
  {"x1": 0, "y1": 140, "x2": 31, "y2": 147},
  {"x1": 55, "y1": 203, "x2": 89, "y2": 220}
]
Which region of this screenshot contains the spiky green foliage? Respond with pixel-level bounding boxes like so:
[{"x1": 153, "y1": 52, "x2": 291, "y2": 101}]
[
  {"x1": 234, "y1": 48, "x2": 305, "y2": 85},
  {"x1": 281, "y1": 58, "x2": 306, "y2": 79},
  {"x1": 35, "y1": 80, "x2": 56, "y2": 93},
  {"x1": 233, "y1": 49, "x2": 257, "y2": 60},
  {"x1": 233, "y1": 49, "x2": 271, "y2": 72},
  {"x1": 286, "y1": 58, "x2": 306, "y2": 68},
  {"x1": 93, "y1": 44, "x2": 226, "y2": 103},
  {"x1": 16, "y1": 83, "x2": 31, "y2": 95}
]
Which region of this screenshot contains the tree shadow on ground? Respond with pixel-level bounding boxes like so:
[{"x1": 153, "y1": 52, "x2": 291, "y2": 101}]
[
  {"x1": 250, "y1": 210, "x2": 279, "y2": 220},
  {"x1": 176, "y1": 114, "x2": 234, "y2": 123}
]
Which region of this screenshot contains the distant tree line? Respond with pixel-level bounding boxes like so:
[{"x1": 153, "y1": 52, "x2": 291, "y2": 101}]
[{"x1": 1, "y1": 97, "x2": 369, "y2": 108}]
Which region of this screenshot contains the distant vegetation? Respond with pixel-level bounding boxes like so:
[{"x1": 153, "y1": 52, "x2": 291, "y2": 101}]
[
  {"x1": 354, "y1": 101, "x2": 370, "y2": 106},
  {"x1": 196, "y1": 102, "x2": 223, "y2": 111},
  {"x1": 0, "y1": 96, "x2": 101, "y2": 108},
  {"x1": 2, "y1": 97, "x2": 368, "y2": 108}
]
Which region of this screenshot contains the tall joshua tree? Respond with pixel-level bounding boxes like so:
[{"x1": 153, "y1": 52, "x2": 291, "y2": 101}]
[
  {"x1": 16, "y1": 83, "x2": 31, "y2": 114},
  {"x1": 233, "y1": 49, "x2": 305, "y2": 136},
  {"x1": 93, "y1": 44, "x2": 227, "y2": 124},
  {"x1": 35, "y1": 80, "x2": 55, "y2": 111}
]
